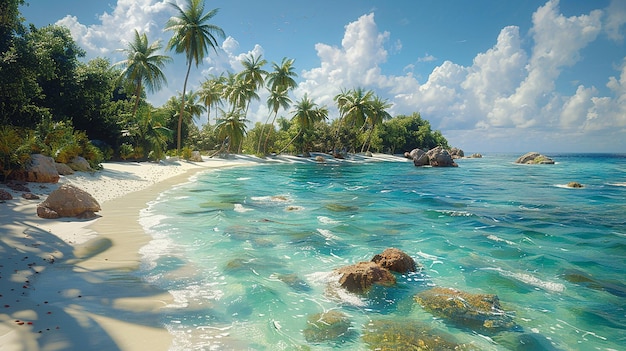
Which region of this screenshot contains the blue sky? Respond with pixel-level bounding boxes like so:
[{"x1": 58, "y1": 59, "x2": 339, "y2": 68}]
[{"x1": 21, "y1": 0, "x2": 626, "y2": 153}]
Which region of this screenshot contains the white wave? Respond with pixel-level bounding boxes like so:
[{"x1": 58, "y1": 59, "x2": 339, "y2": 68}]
[
  {"x1": 486, "y1": 234, "x2": 517, "y2": 246},
  {"x1": 234, "y1": 204, "x2": 252, "y2": 212},
  {"x1": 480, "y1": 267, "x2": 565, "y2": 292},
  {"x1": 317, "y1": 216, "x2": 340, "y2": 224},
  {"x1": 236, "y1": 177, "x2": 251, "y2": 181},
  {"x1": 317, "y1": 228, "x2": 340, "y2": 240},
  {"x1": 607, "y1": 182, "x2": 626, "y2": 187},
  {"x1": 306, "y1": 271, "x2": 367, "y2": 307}
]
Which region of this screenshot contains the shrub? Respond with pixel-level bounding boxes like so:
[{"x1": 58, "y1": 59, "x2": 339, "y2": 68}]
[
  {"x1": 119, "y1": 143, "x2": 134, "y2": 160},
  {"x1": 0, "y1": 126, "x2": 32, "y2": 181},
  {"x1": 181, "y1": 146, "x2": 193, "y2": 160}
]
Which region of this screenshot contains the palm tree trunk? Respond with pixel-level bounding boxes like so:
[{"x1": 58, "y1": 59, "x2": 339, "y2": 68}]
[
  {"x1": 132, "y1": 82, "x2": 142, "y2": 118},
  {"x1": 278, "y1": 130, "x2": 301, "y2": 155},
  {"x1": 178, "y1": 60, "x2": 192, "y2": 153}
]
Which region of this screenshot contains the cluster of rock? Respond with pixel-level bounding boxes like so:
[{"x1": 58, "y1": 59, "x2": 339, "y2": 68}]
[
  {"x1": 1, "y1": 153, "x2": 101, "y2": 219},
  {"x1": 8, "y1": 154, "x2": 93, "y2": 184},
  {"x1": 298, "y1": 247, "x2": 520, "y2": 348},
  {"x1": 515, "y1": 151, "x2": 555, "y2": 164},
  {"x1": 405, "y1": 146, "x2": 459, "y2": 167}
]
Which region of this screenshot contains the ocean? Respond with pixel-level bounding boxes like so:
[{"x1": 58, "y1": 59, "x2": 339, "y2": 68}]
[{"x1": 138, "y1": 153, "x2": 626, "y2": 350}]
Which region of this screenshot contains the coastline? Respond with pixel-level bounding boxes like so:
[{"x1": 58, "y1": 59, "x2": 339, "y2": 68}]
[
  {"x1": 0, "y1": 158, "x2": 251, "y2": 351},
  {"x1": 0, "y1": 153, "x2": 407, "y2": 350}
]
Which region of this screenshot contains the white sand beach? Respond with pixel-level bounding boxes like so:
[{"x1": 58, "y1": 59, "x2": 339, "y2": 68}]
[{"x1": 0, "y1": 153, "x2": 405, "y2": 351}]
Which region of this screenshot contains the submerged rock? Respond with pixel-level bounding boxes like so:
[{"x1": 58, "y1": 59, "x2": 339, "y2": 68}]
[
  {"x1": 335, "y1": 261, "x2": 396, "y2": 293},
  {"x1": 371, "y1": 247, "x2": 420, "y2": 274},
  {"x1": 515, "y1": 152, "x2": 555, "y2": 164},
  {"x1": 0, "y1": 189, "x2": 12, "y2": 200},
  {"x1": 566, "y1": 181, "x2": 584, "y2": 188},
  {"x1": 415, "y1": 287, "x2": 515, "y2": 332},
  {"x1": 362, "y1": 319, "x2": 476, "y2": 350},
  {"x1": 303, "y1": 310, "x2": 353, "y2": 343}
]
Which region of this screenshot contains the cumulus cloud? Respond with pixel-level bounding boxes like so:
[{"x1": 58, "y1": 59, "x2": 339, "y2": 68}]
[
  {"x1": 604, "y1": 0, "x2": 626, "y2": 41},
  {"x1": 56, "y1": 0, "x2": 171, "y2": 59}
]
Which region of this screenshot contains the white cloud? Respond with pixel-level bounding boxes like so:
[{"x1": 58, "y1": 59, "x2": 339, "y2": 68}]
[
  {"x1": 417, "y1": 53, "x2": 437, "y2": 63},
  {"x1": 605, "y1": 0, "x2": 626, "y2": 41},
  {"x1": 56, "y1": 0, "x2": 172, "y2": 59}
]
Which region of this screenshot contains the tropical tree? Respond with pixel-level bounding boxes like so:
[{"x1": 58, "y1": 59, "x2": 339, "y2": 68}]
[
  {"x1": 115, "y1": 29, "x2": 171, "y2": 118},
  {"x1": 133, "y1": 107, "x2": 172, "y2": 161},
  {"x1": 362, "y1": 95, "x2": 392, "y2": 152},
  {"x1": 165, "y1": 0, "x2": 225, "y2": 153},
  {"x1": 266, "y1": 57, "x2": 298, "y2": 91},
  {"x1": 198, "y1": 74, "x2": 225, "y2": 124},
  {"x1": 214, "y1": 108, "x2": 248, "y2": 153},
  {"x1": 258, "y1": 86, "x2": 291, "y2": 154},
  {"x1": 162, "y1": 90, "x2": 206, "y2": 149},
  {"x1": 279, "y1": 94, "x2": 328, "y2": 154},
  {"x1": 333, "y1": 87, "x2": 374, "y2": 153}
]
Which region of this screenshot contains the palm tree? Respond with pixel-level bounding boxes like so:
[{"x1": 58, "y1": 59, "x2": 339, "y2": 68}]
[
  {"x1": 238, "y1": 53, "x2": 267, "y2": 91},
  {"x1": 215, "y1": 108, "x2": 248, "y2": 153},
  {"x1": 361, "y1": 95, "x2": 392, "y2": 152},
  {"x1": 333, "y1": 87, "x2": 374, "y2": 154},
  {"x1": 199, "y1": 74, "x2": 225, "y2": 125},
  {"x1": 165, "y1": 0, "x2": 225, "y2": 153},
  {"x1": 166, "y1": 90, "x2": 206, "y2": 148},
  {"x1": 258, "y1": 86, "x2": 291, "y2": 154},
  {"x1": 279, "y1": 94, "x2": 328, "y2": 154},
  {"x1": 266, "y1": 57, "x2": 298, "y2": 91},
  {"x1": 134, "y1": 109, "x2": 172, "y2": 160},
  {"x1": 115, "y1": 29, "x2": 171, "y2": 118}
]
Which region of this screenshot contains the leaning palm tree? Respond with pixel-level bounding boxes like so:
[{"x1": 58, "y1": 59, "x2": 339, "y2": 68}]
[
  {"x1": 214, "y1": 108, "x2": 248, "y2": 153},
  {"x1": 115, "y1": 29, "x2": 171, "y2": 118},
  {"x1": 199, "y1": 74, "x2": 225, "y2": 125},
  {"x1": 333, "y1": 87, "x2": 374, "y2": 154},
  {"x1": 258, "y1": 86, "x2": 291, "y2": 154},
  {"x1": 266, "y1": 57, "x2": 298, "y2": 92},
  {"x1": 361, "y1": 95, "x2": 392, "y2": 152},
  {"x1": 279, "y1": 94, "x2": 328, "y2": 154},
  {"x1": 165, "y1": 0, "x2": 225, "y2": 153}
]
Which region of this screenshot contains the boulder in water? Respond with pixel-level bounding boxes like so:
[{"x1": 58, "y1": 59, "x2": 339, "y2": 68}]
[
  {"x1": 302, "y1": 310, "x2": 352, "y2": 343},
  {"x1": 371, "y1": 248, "x2": 420, "y2": 273},
  {"x1": 515, "y1": 152, "x2": 555, "y2": 164},
  {"x1": 362, "y1": 319, "x2": 474, "y2": 350},
  {"x1": 335, "y1": 261, "x2": 396, "y2": 293},
  {"x1": 415, "y1": 287, "x2": 515, "y2": 332}
]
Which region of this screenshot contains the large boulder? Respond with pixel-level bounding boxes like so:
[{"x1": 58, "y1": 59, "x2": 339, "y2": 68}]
[
  {"x1": 37, "y1": 184, "x2": 100, "y2": 219},
  {"x1": 371, "y1": 248, "x2": 420, "y2": 274},
  {"x1": 426, "y1": 146, "x2": 458, "y2": 167},
  {"x1": 55, "y1": 162, "x2": 75, "y2": 175},
  {"x1": 362, "y1": 319, "x2": 472, "y2": 350},
  {"x1": 449, "y1": 147, "x2": 464, "y2": 159},
  {"x1": 415, "y1": 287, "x2": 515, "y2": 332},
  {"x1": 189, "y1": 151, "x2": 203, "y2": 162},
  {"x1": 0, "y1": 189, "x2": 12, "y2": 200},
  {"x1": 335, "y1": 261, "x2": 396, "y2": 293},
  {"x1": 10, "y1": 154, "x2": 60, "y2": 183},
  {"x1": 515, "y1": 152, "x2": 555, "y2": 164},
  {"x1": 67, "y1": 156, "x2": 92, "y2": 172},
  {"x1": 409, "y1": 148, "x2": 430, "y2": 166}
]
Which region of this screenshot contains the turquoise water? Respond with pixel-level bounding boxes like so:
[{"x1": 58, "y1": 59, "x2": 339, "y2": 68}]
[{"x1": 139, "y1": 154, "x2": 626, "y2": 350}]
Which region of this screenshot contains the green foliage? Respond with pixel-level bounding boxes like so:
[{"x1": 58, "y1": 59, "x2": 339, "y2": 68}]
[
  {"x1": 379, "y1": 112, "x2": 449, "y2": 154},
  {"x1": 0, "y1": 125, "x2": 32, "y2": 180},
  {"x1": 181, "y1": 146, "x2": 193, "y2": 160},
  {"x1": 119, "y1": 143, "x2": 134, "y2": 160}
]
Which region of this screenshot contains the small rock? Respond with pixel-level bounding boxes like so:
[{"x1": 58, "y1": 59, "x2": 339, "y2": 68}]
[
  {"x1": 21, "y1": 193, "x2": 40, "y2": 200},
  {"x1": 0, "y1": 189, "x2": 13, "y2": 200}
]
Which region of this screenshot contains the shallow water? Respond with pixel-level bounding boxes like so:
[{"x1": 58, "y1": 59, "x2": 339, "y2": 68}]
[{"x1": 139, "y1": 154, "x2": 626, "y2": 350}]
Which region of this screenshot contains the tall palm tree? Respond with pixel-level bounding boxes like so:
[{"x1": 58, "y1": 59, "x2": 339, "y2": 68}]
[
  {"x1": 165, "y1": 0, "x2": 225, "y2": 153},
  {"x1": 215, "y1": 108, "x2": 248, "y2": 153},
  {"x1": 199, "y1": 74, "x2": 225, "y2": 125},
  {"x1": 362, "y1": 95, "x2": 392, "y2": 152},
  {"x1": 115, "y1": 29, "x2": 171, "y2": 118},
  {"x1": 167, "y1": 90, "x2": 206, "y2": 148},
  {"x1": 266, "y1": 57, "x2": 298, "y2": 91},
  {"x1": 333, "y1": 87, "x2": 374, "y2": 154},
  {"x1": 279, "y1": 94, "x2": 328, "y2": 154},
  {"x1": 134, "y1": 109, "x2": 172, "y2": 160},
  {"x1": 258, "y1": 86, "x2": 291, "y2": 154},
  {"x1": 238, "y1": 53, "x2": 267, "y2": 91}
]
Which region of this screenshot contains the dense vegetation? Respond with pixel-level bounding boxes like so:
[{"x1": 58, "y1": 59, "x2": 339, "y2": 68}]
[{"x1": 0, "y1": 0, "x2": 449, "y2": 178}]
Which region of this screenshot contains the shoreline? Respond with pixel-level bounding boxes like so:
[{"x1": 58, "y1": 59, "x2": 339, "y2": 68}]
[
  {"x1": 0, "y1": 157, "x2": 251, "y2": 351},
  {"x1": 1, "y1": 153, "x2": 407, "y2": 350}
]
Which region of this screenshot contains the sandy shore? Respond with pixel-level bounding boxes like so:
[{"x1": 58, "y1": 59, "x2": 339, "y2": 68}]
[
  {"x1": 0, "y1": 157, "x2": 254, "y2": 351},
  {"x1": 0, "y1": 153, "x2": 406, "y2": 350}
]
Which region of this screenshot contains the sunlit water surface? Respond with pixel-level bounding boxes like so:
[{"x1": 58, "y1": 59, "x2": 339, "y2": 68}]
[{"x1": 138, "y1": 154, "x2": 626, "y2": 350}]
